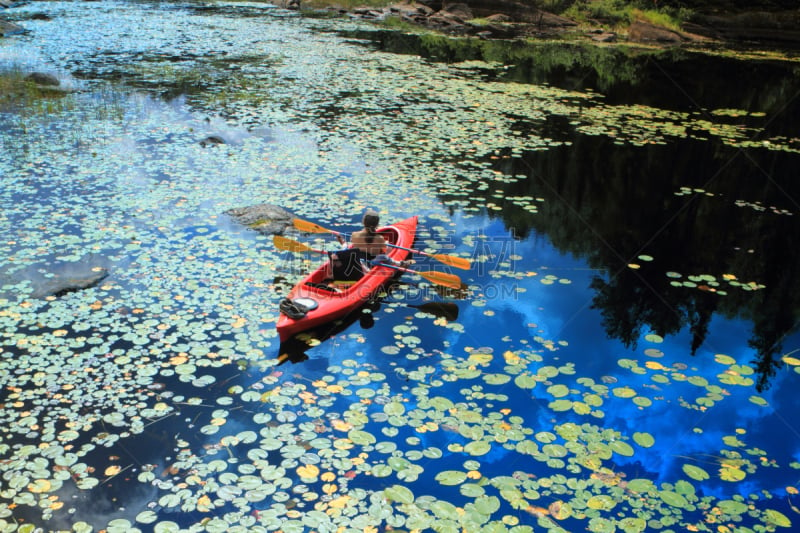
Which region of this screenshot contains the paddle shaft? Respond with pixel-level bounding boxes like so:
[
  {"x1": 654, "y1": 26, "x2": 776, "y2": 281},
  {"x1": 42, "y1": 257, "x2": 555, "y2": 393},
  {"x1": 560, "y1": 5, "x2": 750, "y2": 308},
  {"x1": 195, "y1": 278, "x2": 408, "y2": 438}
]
[
  {"x1": 386, "y1": 243, "x2": 470, "y2": 270},
  {"x1": 373, "y1": 262, "x2": 462, "y2": 290},
  {"x1": 293, "y1": 217, "x2": 469, "y2": 270}
]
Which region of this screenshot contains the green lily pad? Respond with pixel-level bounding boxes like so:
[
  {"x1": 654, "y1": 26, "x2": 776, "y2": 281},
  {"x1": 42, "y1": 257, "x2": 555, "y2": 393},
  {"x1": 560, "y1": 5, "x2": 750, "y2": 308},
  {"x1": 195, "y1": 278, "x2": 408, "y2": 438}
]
[
  {"x1": 633, "y1": 432, "x2": 655, "y2": 447},
  {"x1": 610, "y1": 440, "x2": 634, "y2": 457},
  {"x1": 435, "y1": 470, "x2": 468, "y2": 486},
  {"x1": 682, "y1": 464, "x2": 710, "y2": 481},
  {"x1": 514, "y1": 374, "x2": 539, "y2": 389},
  {"x1": 659, "y1": 491, "x2": 688, "y2": 508},
  {"x1": 547, "y1": 384, "x2": 570, "y2": 397},
  {"x1": 154, "y1": 521, "x2": 181, "y2": 533},
  {"x1": 349, "y1": 430, "x2": 376, "y2": 445},
  {"x1": 384, "y1": 485, "x2": 415, "y2": 504},
  {"x1": 464, "y1": 440, "x2": 492, "y2": 456}
]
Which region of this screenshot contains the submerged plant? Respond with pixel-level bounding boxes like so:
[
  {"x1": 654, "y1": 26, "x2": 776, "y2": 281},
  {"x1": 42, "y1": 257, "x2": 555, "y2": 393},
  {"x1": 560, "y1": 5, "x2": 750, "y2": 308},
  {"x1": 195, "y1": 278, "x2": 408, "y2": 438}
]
[{"x1": 0, "y1": 71, "x2": 69, "y2": 109}]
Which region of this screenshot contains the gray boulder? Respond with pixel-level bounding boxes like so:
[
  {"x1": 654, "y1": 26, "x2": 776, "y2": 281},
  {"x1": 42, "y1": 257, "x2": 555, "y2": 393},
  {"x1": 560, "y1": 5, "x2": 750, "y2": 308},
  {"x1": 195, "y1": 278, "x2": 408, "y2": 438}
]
[
  {"x1": 439, "y1": 3, "x2": 472, "y2": 21},
  {"x1": 226, "y1": 204, "x2": 294, "y2": 235},
  {"x1": 26, "y1": 263, "x2": 110, "y2": 299},
  {"x1": 26, "y1": 72, "x2": 61, "y2": 87},
  {"x1": 200, "y1": 134, "x2": 226, "y2": 147},
  {"x1": 627, "y1": 20, "x2": 698, "y2": 44},
  {"x1": 591, "y1": 31, "x2": 617, "y2": 42}
]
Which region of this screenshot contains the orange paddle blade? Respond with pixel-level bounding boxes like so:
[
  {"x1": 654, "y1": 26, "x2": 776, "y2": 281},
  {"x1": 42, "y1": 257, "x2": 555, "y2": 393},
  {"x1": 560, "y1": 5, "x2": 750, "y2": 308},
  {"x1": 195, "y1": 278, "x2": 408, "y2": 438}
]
[
  {"x1": 430, "y1": 253, "x2": 471, "y2": 270},
  {"x1": 417, "y1": 270, "x2": 463, "y2": 290},
  {"x1": 293, "y1": 218, "x2": 338, "y2": 235},
  {"x1": 273, "y1": 235, "x2": 324, "y2": 254},
  {"x1": 385, "y1": 243, "x2": 471, "y2": 270},
  {"x1": 373, "y1": 261, "x2": 463, "y2": 290}
]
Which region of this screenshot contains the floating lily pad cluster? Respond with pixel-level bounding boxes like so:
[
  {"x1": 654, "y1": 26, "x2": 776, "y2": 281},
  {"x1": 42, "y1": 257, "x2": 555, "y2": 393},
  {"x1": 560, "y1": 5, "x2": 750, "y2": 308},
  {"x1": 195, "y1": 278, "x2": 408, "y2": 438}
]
[
  {"x1": 664, "y1": 271, "x2": 766, "y2": 295},
  {"x1": 673, "y1": 186, "x2": 795, "y2": 218},
  {"x1": 626, "y1": 255, "x2": 766, "y2": 296}
]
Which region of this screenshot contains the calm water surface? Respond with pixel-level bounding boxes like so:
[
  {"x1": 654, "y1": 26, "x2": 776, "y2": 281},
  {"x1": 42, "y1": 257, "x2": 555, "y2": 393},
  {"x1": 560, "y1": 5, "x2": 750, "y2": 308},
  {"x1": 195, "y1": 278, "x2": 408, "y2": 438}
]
[{"x1": 1, "y1": 1, "x2": 799, "y2": 531}]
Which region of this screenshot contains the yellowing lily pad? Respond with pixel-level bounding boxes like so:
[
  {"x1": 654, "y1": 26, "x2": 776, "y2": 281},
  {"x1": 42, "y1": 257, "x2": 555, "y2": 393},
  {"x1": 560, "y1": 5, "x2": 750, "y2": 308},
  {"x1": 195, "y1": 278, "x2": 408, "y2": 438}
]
[
  {"x1": 612, "y1": 386, "x2": 637, "y2": 398},
  {"x1": 586, "y1": 495, "x2": 616, "y2": 511},
  {"x1": 28, "y1": 479, "x2": 51, "y2": 494},
  {"x1": 720, "y1": 465, "x2": 746, "y2": 482},
  {"x1": 765, "y1": 509, "x2": 792, "y2": 528}
]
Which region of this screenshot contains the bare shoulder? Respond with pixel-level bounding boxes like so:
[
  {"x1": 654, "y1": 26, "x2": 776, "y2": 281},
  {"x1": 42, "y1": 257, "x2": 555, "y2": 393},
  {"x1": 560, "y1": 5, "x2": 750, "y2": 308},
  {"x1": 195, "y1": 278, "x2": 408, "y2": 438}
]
[
  {"x1": 351, "y1": 230, "x2": 386, "y2": 255},
  {"x1": 352, "y1": 230, "x2": 386, "y2": 244}
]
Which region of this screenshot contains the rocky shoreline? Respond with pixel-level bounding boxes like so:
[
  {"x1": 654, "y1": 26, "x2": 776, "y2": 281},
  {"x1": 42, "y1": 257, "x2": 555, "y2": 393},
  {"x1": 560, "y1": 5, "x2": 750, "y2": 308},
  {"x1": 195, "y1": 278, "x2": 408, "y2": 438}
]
[{"x1": 295, "y1": 0, "x2": 800, "y2": 49}]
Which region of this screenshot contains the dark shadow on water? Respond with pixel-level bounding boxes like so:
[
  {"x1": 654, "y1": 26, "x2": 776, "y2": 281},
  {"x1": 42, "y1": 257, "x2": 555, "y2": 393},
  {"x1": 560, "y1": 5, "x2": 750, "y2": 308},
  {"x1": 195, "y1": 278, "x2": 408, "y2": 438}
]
[
  {"x1": 277, "y1": 282, "x2": 461, "y2": 364},
  {"x1": 334, "y1": 28, "x2": 800, "y2": 119},
  {"x1": 277, "y1": 299, "x2": 381, "y2": 364}
]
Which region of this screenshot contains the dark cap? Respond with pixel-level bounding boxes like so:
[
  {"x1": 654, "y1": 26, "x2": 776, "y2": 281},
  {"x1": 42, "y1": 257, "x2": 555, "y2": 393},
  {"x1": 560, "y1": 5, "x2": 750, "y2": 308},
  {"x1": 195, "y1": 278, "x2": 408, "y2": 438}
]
[{"x1": 362, "y1": 209, "x2": 380, "y2": 229}]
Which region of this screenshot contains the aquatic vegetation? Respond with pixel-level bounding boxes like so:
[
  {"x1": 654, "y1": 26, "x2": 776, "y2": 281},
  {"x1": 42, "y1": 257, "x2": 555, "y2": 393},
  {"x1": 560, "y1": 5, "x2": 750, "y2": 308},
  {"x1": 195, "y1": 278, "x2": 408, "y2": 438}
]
[
  {"x1": 0, "y1": 70, "x2": 72, "y2": 114},
  {"x1": 0, "y1": 1, "x2": 798, "y2": 532}
]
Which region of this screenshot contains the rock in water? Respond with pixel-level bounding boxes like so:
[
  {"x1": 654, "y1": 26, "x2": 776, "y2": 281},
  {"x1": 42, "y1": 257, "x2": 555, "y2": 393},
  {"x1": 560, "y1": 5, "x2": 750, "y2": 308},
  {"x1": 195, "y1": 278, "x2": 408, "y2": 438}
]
[
  {"x1": 27, "y1": 264, "x2": 109, "y2": 298},
  {"x1": 226, "y1": 204, "x2": 294, "y2": 235},
  {"x1": 200, "y1": 134, "x2": 226, "y2": 147},
  {"x1": 0, "y1": 20, "x2": 24, "y2": 36},
  {"x1": 25, "y1": 72, "x2": 61, "y2": 87}
]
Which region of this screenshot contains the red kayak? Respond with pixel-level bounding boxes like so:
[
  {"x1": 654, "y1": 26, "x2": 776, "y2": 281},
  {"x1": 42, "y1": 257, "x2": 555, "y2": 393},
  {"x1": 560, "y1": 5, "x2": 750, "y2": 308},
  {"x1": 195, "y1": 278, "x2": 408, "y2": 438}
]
[{"x1": 276, "y1": 216, "x2": 418, "y2": 342}]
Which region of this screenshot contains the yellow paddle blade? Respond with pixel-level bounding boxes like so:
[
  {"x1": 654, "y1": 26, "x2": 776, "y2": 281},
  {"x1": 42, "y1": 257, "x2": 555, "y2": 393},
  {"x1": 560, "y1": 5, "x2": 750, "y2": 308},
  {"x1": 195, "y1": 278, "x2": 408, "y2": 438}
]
[
  {"x1": 385, "y1": 243, "x2": 470, "y2": 270},
  {"x1": 293, "y1": 218, "x2": 336, "y2": 234},
  {"x1": 431, "y1": 253, "x2": 471, "y2": 270},
  {"x1": 273, "y1": 235, "x2": 319, "y2": 254},
  {"x1": 418, "y1": 270, "x2": 463, "y2": 290}
]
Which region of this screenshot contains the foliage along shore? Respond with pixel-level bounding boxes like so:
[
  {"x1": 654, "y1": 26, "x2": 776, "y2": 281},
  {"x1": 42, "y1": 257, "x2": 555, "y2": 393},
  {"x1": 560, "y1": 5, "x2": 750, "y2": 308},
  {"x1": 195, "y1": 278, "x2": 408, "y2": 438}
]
[{"x1": 291, "y1": 0, "x2": 800, "y2": 52}]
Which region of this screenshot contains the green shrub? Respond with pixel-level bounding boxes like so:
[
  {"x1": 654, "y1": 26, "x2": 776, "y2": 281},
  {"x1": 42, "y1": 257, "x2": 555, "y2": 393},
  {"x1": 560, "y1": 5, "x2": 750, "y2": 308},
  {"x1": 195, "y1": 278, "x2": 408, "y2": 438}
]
[
  {"x1": 630, "y1": 8, "x2": 682, "y2": 31},
  {"x1": 563, "y1": 0, "x2": 634, "y2": 27}
]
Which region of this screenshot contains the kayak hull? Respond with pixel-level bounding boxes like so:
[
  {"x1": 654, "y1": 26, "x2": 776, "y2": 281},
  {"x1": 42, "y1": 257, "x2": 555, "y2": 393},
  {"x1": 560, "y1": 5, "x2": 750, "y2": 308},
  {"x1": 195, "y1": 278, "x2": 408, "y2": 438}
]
[{"x1": 276, "y1": 216, "x2": 418, "y2": 342}]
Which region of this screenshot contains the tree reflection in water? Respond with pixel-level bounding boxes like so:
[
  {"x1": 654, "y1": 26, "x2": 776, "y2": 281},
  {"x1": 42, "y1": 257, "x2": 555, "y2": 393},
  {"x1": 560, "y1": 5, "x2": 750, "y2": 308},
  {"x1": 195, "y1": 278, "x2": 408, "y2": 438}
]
[{"x1": 452, "y1": 134, "x2": 799, "y2": 390}]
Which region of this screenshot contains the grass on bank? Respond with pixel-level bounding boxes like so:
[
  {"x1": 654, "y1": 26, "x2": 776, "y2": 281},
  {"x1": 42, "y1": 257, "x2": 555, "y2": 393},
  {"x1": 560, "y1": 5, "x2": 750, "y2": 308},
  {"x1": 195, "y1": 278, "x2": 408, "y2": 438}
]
[{"x1": 562, "y1": 0, "x2": 688, "y2": 30}]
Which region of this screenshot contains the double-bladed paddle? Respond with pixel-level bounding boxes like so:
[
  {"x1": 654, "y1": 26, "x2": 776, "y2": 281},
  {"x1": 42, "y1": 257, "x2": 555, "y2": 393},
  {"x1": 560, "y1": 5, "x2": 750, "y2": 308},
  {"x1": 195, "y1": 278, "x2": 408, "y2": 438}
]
[
  {"x1": 292, "y1": 217, "x2": 470, "y2": 270},
  {"x1": 273, "y1": 235, "x2": 463, "y2": 290},
  {"x1": 371, "y1": 262, "x2": 463, "y2": 290}
]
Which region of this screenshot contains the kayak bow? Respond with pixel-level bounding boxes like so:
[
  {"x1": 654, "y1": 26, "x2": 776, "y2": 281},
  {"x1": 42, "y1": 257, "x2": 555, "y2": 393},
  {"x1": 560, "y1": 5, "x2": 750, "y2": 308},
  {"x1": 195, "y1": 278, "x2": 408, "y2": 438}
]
[{"x1": 276, "y1": 216, "x2": 418, "y2": 342}]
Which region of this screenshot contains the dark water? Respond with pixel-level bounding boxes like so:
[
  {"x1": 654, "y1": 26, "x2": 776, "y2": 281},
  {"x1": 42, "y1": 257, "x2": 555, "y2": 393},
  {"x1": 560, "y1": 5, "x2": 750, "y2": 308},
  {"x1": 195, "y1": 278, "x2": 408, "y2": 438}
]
[
  {"x1": 338, "y1": 28, "x2": 800, "y2": 385},
  {"x1": 1, "y1": 1, "x2": 800, "y2": 531}
]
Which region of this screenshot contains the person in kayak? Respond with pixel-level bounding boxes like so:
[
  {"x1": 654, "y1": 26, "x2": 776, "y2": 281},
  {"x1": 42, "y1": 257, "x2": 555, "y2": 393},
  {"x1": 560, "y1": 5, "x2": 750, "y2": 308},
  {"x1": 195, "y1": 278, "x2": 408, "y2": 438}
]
[{"x1": 328, "y1": 209, "x2": 411, "y2": 281}]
